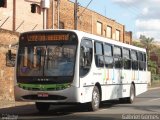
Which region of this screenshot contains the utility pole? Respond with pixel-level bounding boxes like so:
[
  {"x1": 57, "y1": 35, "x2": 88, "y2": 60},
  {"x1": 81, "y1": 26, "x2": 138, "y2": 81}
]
[
  {"x1": 13, "y1": 0, "x2": 16, "y2": 31},
  {"x1": 52, "y1": 0, "x2": 55, "y2": 29},
  {"x1": 57, "y1": 0, "x2": 60, "y2": 29},
  {"x1": 74, "y1": 0, "x2": 78, "y2": 30},
  {"x1": 41, "y1": 0, "x2": 50, "y2": 29}
]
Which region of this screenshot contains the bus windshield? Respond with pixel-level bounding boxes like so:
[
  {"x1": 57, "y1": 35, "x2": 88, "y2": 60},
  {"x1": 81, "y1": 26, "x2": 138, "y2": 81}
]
[{"x1": 17, "y1": 44, "x2": 76, "y2": 77}]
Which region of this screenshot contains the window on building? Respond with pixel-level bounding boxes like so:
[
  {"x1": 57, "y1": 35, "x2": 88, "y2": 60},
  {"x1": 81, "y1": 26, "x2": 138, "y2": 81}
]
[
  {"x1": 0, "y1": 0, "x2": 7, "y2": 8},
  {"x1": 31, "y1": 4, "x2": 41, "y2": 14},
  {"x1": 107, "y1": 26, "x2": 112, "y2": 38},
  {"x1": 115, "y1": 29, "x2": 120, "y2": 41},
  {"x1": 97, "y1": 21, "x2": 102, "y2": 35},
  {"x1": 95, "y1": 42, "x2": 104, "y2": 67}
]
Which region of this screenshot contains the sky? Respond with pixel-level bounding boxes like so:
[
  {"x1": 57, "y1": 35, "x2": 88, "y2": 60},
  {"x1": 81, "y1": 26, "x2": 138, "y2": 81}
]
[{"x1": 70, "y1": 0, "x2": 160, "y2": 41}]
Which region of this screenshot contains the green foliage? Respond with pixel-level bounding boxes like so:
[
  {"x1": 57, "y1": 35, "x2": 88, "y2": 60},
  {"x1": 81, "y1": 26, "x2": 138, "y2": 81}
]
[
  {"x1": 139, "y1": 35, "x2": 154, "y2": 59},
  {"x1": 132, "y1": 41, "x2": 143, "y2": 48},
  {"x1": 148, "y1": 60, "x2": 157, "y2": 74},
  {"x1": 140, "y1": 35, "x2": 154, "y2": 50}
]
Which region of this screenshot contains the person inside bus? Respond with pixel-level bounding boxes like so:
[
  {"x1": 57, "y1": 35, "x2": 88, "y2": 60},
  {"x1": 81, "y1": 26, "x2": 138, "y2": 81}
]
[{"x1": 36, "y1": 47, "x2": 42, "y2": 69}]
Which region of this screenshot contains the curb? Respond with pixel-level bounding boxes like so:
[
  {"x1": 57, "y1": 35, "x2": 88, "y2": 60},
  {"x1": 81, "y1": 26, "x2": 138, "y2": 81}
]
[{"x1": 148, "y1": 87, "x2": 160, "y2": 90}]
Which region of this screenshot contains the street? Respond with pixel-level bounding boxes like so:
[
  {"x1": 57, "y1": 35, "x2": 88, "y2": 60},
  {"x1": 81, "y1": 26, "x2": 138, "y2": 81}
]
[{"x1": 0, "y1": 88, "x2": 160, "y2": 120}]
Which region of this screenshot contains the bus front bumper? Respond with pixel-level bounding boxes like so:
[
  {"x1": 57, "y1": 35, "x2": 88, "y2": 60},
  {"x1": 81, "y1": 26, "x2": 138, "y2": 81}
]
[{"x1": 14, "y1": 85, "x2": 82, "y2": 103}]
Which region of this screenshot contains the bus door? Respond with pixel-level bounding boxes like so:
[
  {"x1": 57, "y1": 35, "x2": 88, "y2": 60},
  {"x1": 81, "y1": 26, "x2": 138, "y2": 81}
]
[
  {"x1": 79, "y1": 39, "x2": 93, "y2": 101},
  {"x1": 113, "y1": 46, "x2": 123, "y2": 98}
]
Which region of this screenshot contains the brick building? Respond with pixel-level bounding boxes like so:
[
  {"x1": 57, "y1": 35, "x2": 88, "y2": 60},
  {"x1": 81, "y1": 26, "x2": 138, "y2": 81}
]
[
  {"x1": 47, "y1": 0, "x2": 132, "y2": 44},
  {"x1": 0, "y1": 0, "x2": 132, "y2": 44}
]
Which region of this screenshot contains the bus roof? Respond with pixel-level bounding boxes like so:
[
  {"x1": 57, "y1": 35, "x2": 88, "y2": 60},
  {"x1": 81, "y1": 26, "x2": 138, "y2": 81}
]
[{"x1": 21, "y1": 29, "x2": 146, "y2": 53}]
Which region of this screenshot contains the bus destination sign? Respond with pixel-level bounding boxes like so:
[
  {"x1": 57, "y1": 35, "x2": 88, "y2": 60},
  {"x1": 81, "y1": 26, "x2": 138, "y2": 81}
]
[{"x1": 26, "y1": 34, "x2": 69, "y2": 42}]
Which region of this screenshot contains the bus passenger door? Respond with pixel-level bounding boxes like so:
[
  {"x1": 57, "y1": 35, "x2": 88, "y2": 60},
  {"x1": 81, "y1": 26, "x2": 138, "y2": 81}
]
[
  {"x1": 79, "y1": 39, "x2": 93, "y2": 102},
  {"x1": 113, "y1": 46, "x2": 123, "y2": 99}
]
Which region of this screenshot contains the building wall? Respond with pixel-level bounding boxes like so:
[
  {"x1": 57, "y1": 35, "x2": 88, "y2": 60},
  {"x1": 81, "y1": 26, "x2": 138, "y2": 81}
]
[
  {"x1": 0, "y1": 29, "x2": 19, "y2": 100},
  {"x1": 47, "y1": 0, "x2": 131, "y2": 43},
  {"x1": 0, "y1": 0, "x2": 43, "y2": 32},
  {"x1": 0, "y1": 0, "x2": 132, "y2": 42},
  {"x1": 124, "y1": 31, "x2": 132, "y2": 44}
]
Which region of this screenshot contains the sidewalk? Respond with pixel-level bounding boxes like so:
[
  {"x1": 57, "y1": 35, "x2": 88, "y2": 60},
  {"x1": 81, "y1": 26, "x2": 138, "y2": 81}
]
[
  {"x1": 148, "y1": 83, "x2": 160, "y2": 90},
  {"x1": 0, "y1": 101, "x2": 34, "y2": 109}
]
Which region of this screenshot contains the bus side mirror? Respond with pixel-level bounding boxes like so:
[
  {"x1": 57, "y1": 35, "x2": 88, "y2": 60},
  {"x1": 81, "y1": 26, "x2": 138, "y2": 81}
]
[{"x1": 6, "y1": 50, "x2": 16, "y2": 67}]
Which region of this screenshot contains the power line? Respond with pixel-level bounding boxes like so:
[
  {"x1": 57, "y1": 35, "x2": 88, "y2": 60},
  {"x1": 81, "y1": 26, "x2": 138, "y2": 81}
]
[{"x1": 78, "y1": 0, "x2": 93, "y2": 17}]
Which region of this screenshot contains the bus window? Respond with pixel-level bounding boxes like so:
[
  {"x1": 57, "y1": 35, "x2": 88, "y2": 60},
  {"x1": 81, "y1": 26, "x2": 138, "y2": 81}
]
[
  {"x1": 80, "y1": 39, "x2": 93, "y2": 77},
  {"x1": 104, "y1": 44, "x2": 113, "y2": 68},
  {"x1": 114, "y1": 46, "x2": 123, "y2": 68},
  {"x1": 138, "y1": 52, "x2": 143, "y2": 70},
  {"x1": 143, "y1": 53, "x2": 147, "y2": 70},
  {"x1": 131, "y1": 50, "x2": 138, "y2": 70},
  {"x1": 95, "y1": 42, "x2": 104, "y2": 67},
  {"x1": 123, "y1": 48, "x2": 131, "y2": 69}
]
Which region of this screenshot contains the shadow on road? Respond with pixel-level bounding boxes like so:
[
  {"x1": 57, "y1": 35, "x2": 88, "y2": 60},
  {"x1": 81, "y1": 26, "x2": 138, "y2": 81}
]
[
  {"x1": 0, "y1": 100, "x2": 120, "y2": 116},
  {"x1": 0, "y1": 98, "x2": 159, "y2": 119},
  {"x1": 0, "y1": 101, "x2": 121, "y2": 120}
]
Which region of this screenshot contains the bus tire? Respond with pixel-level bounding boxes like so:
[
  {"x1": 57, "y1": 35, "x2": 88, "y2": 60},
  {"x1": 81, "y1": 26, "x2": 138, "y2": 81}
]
[
  {"x1": 126, "y1": 84, "x2": 135, "y2": 104},
  {"x1": 35, "y1": 102, "x2": 50, "y2": 113},
  {"x1": 89, "y1": 86, "x2": 100, "y2": 111}
]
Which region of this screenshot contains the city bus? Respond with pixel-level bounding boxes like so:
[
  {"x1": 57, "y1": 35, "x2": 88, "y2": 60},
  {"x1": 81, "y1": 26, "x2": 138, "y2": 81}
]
[{"x1": 7, "y1": 29, "x2": 148, "y2": 112}]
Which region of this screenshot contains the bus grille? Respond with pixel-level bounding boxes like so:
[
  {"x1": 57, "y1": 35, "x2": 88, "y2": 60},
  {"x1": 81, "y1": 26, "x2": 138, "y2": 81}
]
[{"x1": 22, "y1": 95, "x2": 67, "y2": 100}]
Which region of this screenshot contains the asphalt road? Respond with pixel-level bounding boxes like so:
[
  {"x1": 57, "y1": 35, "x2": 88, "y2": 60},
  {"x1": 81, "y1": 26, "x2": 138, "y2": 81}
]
[{"x1": 0, "y1": 88, "x2": 160, "y2": 120}]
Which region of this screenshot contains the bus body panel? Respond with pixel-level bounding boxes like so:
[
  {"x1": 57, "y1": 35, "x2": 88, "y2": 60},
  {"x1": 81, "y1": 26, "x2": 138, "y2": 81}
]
[{"x1": 13, "y1": 29, "x2": 148, "y2": 106}]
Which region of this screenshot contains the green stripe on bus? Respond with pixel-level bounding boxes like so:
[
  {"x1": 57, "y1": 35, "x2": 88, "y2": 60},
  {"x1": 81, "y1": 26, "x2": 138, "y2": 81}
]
[{"x1": 18, "y1": 83, "x2": 71, "y2": 91}]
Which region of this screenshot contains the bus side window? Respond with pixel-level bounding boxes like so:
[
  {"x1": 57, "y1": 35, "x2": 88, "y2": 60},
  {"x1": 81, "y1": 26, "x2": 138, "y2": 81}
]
[
  {"x1": 138, "y1": 52, "x2": 143, "y2": 70},
  {"x1": 114, "y1": 46, "x2": 123, "y2": 68},
  {"x1": 123, "y1": 48, "x2": 131, "y2": 69},
  {"x1": 95, "y1": 42, "x2": 104, "y2": 67},
  {"x1": 104, "y1": 44, "x2": 113, "y2": 68},
  {"x1": 131, "y1": 50, "x2": 138, "y2": 70},
  {"x1": 80, "y1": 39, "x2": 93, "y2": 77},
  {"x1": 143, "y1": 53, "x2": 147, "y2": 70}
]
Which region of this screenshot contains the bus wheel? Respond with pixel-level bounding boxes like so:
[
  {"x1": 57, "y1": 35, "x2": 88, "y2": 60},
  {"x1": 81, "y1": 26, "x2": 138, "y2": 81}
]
[
  {"x1": 90, "y1": 86, "x2": 100, "y2": 111},
  {"x1": 35, "y1": 102, "x2": 50, "y2": 113},
  {"x1": 127, "y1": 84, "x2": 135, "y2": 104}
]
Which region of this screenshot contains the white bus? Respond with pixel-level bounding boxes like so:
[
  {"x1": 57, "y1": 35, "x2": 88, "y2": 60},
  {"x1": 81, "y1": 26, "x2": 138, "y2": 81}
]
[{"x1": 7, "y1": 29, "x2": 148, "y2": 112}]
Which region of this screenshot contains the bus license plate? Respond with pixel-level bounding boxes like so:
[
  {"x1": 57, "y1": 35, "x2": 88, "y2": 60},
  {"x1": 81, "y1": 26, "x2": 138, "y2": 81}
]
[{"x1": 38, "y1": 93, "x2": 48, "y2": 97}]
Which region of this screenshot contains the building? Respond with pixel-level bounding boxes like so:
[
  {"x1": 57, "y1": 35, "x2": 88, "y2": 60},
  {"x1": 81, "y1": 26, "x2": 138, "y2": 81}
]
[
  {"x1": 0, "y1": 0, "x2": 43, "y2": 32},
  {"x1": 0, "y1": 0, "x2": 132, "y2": 44},
  {"x1": 47, "y1": 0, "x2": 132, "y2": 44}
]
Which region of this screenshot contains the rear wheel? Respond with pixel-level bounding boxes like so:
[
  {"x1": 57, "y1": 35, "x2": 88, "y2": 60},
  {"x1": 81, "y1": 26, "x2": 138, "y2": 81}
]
[
  {"x1": 126, "y1": 84, "x2": 135, "y2": 103},
  {"x1": 35, "y1": 102, "x2": 50, "y2": 113},
  {"x1": 89, "y1": 86, "x2": 100, "y2": 111}
]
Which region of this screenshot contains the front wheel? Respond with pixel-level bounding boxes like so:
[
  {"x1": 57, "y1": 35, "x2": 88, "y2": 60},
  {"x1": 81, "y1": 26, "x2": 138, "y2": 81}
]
[
  {"x1": 89, "y1": 86, "x2": 100, "y2": 111},
  {"x1": 35, "y1": 102, "x2": 50, "y2": 113}
]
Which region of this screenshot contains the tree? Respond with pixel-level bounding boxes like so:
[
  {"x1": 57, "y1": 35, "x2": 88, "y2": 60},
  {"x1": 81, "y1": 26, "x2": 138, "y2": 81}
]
[{"x1": 139, "y1": 35, "x2": 154, "y2": 59}]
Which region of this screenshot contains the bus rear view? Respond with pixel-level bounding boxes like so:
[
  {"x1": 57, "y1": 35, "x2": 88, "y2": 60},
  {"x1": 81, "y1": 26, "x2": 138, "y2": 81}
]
[{"x1": 15, "y1": 30, "x2": 79, "y2": 112}]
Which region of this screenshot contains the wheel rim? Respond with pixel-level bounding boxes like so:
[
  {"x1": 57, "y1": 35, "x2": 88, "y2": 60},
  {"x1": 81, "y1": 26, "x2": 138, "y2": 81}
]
[
  {"x1": 93, "y1": 90, "x2": 99, "y2": 108},
  {"x1": 130, "y1": 87, "x2": 134, "y2": 101}
]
